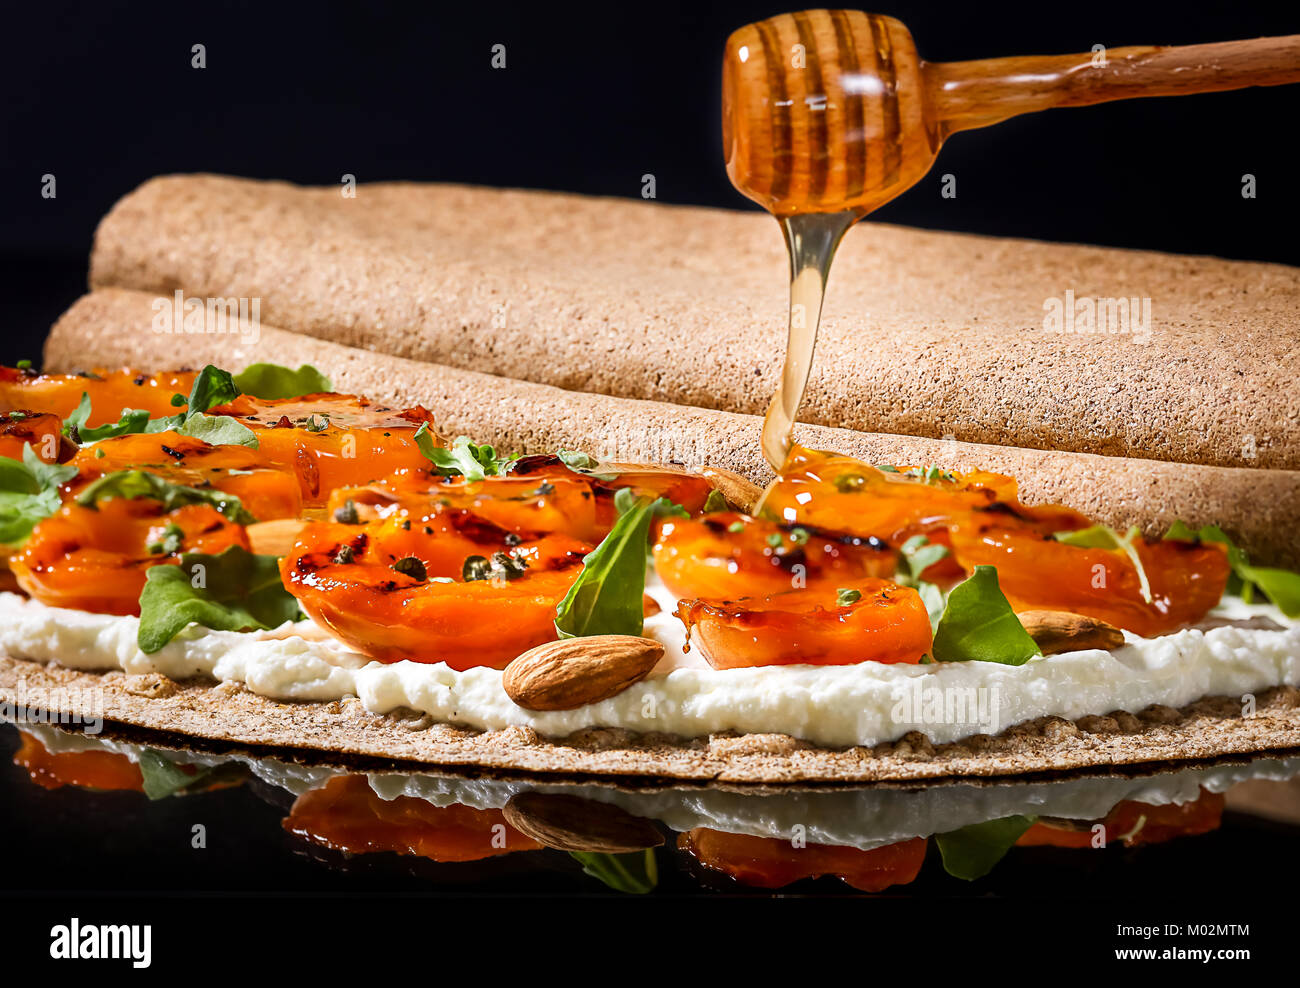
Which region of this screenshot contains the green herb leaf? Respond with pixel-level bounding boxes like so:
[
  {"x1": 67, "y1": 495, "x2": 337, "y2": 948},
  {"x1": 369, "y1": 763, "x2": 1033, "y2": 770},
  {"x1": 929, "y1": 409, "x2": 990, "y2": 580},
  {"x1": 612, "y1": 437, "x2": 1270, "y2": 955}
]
[
  {"x1": 185, "y1": 365, "x2": 242, "y2": 415},
  {"x1": 932, "y1": 566, "x2": 1041, "y2": 665},
  {"x1": 146, "y1": 522, "x2": 185, "y2": 556},
  {"x1": 898, "y1": 534, "x2": 949, "y2": 583},
  {"x1": 76, "y1": 470, "x2": 256, "y2": 525},
  {"x1": 703, "y1": 489, "x2": 728, "y2": 513},
  {"x1": 568, "y1": 849, "x2": 658, "y2": 894},
  {"x1": 935, "y1": 815, "x2": 1036, "y2": 880},
  {"x1": 415, "y1": 428, "x2": 512, "y2": 482},
  {"x1": 1164, "y1": 520, "x2": 1300, "y2": 616},
  {"x1": 1237, "y1": 566, "x2": 1300, "y2": 617},
  {"x1": 896, "y1": 535, "x2": 950, "y2": 631},
  {"x1": 175, "y1": 411, "x2": 259, "y2": 448},
  {"x1": 556, "y1": 449, "x2": 620, "y2": 482},
  {"x1": 136, "y1": 545, "x2": 302, "y2": 653},
  {"x1": 555, "y1": 495, "x2": 675, "y2": 638},
  {"x1": 62, "y1": 392, "x2": 152, "y2": 442},
  {"x1": 231, "y1": 363, "x2": 332, "y2": 400},
  {"x1": 1053, "y1": 524, "x2": 1153, "y2": 604},
  {"x1": 835, "y1": 587, "x2": 861, "y2": 607},
  {"x1": 0, "y1": 445, "x2": 78, "y2": 547},
  {"x1": 137, "y1": 749, "x2": 215, "y2": 800}
]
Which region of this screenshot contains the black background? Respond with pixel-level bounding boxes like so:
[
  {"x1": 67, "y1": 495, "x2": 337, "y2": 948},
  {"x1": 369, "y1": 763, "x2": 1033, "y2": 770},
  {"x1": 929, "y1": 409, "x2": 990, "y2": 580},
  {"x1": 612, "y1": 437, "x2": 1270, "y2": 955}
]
[{"x1": 2, "y1": 0, "x2": 1297, "y2": 365}]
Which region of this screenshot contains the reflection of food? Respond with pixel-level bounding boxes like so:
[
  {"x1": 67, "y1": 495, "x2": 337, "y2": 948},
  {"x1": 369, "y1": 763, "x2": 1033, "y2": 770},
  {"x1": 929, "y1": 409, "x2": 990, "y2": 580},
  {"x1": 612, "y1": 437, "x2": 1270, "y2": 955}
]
[
  {"x1": 1016, "y1": 789, "x2": 1225, "y2": 848},
  {"x1": 13, "y1": 731, "x2": 144, "y2": 792},
  {"x1": 283, "y1": 775, "x2": 541, "y2": 862},
  {"x1": 680, "y1": 829, "x2": 927, "y2": 892}
]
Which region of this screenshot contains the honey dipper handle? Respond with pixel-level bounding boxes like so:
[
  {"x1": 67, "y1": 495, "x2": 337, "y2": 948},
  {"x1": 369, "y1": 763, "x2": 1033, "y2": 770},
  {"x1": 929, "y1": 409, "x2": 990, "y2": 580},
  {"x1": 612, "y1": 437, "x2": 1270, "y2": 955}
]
[{"x1": 929, "y1": 35, "x2": 1300, "y2": 135}]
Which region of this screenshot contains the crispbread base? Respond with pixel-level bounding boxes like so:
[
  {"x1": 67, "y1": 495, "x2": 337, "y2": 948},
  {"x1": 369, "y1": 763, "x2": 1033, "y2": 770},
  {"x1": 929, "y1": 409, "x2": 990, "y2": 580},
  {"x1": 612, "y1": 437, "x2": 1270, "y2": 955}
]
[{"x1": 5, "y1": 656, "x2": 1299, "y2": 784}]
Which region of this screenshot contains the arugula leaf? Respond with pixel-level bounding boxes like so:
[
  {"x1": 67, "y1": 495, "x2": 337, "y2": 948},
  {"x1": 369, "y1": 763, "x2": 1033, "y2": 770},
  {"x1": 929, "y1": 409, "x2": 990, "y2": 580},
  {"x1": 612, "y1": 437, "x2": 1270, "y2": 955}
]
[
  {"x1": 61, "y1": 392, "x2": 152, "y2": 442},
  {"x1": 1053, "y1": 524, "x2": 1153, "y2": 604},
  {"x1": 932, "y1": 566, "x2": 1041, "y2": 665},
  {"x1": 175, "y1": 412, "x2": 259, "y2": 448},
  {"x1": 414, "y1": 427, "x2": 512, "y2": 482},
  {"x1": 137, "y1": 749, "x2": 215, "y2": 800},
  {"x1": 555, "y1": 494, "x2": 678, "y2": 638},
  {"x1": 935, "y1": 815, "x2": 1036, "y2": 880},
  {"x1": 568, "y1": 850, "x2": 658, "y2": 894},
  {"x1": 146, "y1": 522, "x2": 185, "y2": 555},
  {"x1": 231, "y1": 362, "x2": 332, "y2": 400},
  {"x1": 898, "y1": 534, "x2": 949, "y2": 582},
  {"x1": 185, "y1": 364, "x2": 242, "y2": 415},
  {"x1": 896, "y1": 535, "x2": 949, "y2": 631},
  {"x1": 0, "y1": 445, "x2": 78, "y2": 547},
  {"x1": 703, "y1": 489, "x2": 728, "y2": 513},
  {"x1": 556, "y1": 449, "x2": 620, "y2": 482},
  {"x1": 136, "y1": 545, "x2": 302, "y2": 653},
  {"x1": 76, "y1": 470, "x2": 257, "y2": 525},
  {"x1": 1165, "y1": 520, "x2": 1300, "y2": 616},
  {"x1": 1237, "y1": 566, "x2": 1300, "y2": 617}
]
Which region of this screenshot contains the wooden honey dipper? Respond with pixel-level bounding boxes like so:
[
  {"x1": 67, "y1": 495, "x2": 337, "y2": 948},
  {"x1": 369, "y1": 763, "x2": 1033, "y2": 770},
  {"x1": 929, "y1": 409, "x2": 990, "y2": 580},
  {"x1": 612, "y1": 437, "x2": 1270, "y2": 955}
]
[
  {"x1": 724, "y1": 10, "x2": 1300, "y2": 217},
  {"x1": 725, "y1": 10, "x2": 1300, "y2": 470}
]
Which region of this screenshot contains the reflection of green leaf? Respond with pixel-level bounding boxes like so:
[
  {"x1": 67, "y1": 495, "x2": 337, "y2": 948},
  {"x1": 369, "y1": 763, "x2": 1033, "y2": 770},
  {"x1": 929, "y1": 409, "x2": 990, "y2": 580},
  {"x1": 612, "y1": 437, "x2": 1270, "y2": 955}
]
[
  {"x1": 76, "y1": 470, "x2": 256, "y2": 525},
  {"x1": 932, "y1": 566, "x2": 1041, "y2": 665},
  {"x1": 569, "y1": 850, "x2": 658, "y2": 894},
  {"x1": 1164, "y1": 520, "x2": 1300, "y2": 617},
  {"x1": 136, "y1": 546, "x2": 301, "y2": 653},
  {"x1": 936, "y1": 815, "x2": 1036, "y2": 880},
  {"x1": 1053, "y1": 524, "x2": 1152, "y2": 604},
  {"x1": 175, "y1": 412, "x2": 259, "y2": 448},
  {"x1": 0, "y1": 445, "x2": 78, "y2": 547},
  {"x1": 137, "y1": 749, "x2": 214, "y2": 800},
  {"x1": 232, "y1": 362, "x2": 332, "y2": 400}
]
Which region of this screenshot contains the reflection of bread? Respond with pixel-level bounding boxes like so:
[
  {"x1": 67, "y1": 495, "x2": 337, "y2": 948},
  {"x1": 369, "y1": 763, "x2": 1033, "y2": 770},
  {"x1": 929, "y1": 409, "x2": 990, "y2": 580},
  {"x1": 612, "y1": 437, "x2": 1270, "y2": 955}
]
[
  {"x1": 46, "y1": 287, "x2": 1300, "y2": 567},
  {"x1": 4, "y1": 656, "x2": 1299, "y2": 783},
  {"x1": 88, "y1": 174, "x2": 1300, "y2": 469}
]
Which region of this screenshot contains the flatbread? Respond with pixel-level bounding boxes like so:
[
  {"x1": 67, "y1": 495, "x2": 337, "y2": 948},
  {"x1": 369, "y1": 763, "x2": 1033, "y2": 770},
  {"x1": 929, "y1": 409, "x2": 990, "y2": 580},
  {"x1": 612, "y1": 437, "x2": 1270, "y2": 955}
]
[
  {"x1": 44, "y1": 286, "x2": 1300, "y2": 567},
  {"x1": 87, "y1": 174, "x2": 1300, "y2": 470},
  {"x1": 3, "y1": 657, "x2": 1298, "y2": 784}
]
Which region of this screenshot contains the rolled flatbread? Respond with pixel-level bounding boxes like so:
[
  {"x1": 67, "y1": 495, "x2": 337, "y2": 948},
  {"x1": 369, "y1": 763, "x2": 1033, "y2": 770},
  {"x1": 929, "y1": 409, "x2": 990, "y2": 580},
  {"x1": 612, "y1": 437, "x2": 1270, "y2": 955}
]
[
  {"x1": 88, "y1": 174, "x2": 1300, "y2": 469},
  {"x1": 45, "y1": 287, "x2": 1300, "y2": 567}
]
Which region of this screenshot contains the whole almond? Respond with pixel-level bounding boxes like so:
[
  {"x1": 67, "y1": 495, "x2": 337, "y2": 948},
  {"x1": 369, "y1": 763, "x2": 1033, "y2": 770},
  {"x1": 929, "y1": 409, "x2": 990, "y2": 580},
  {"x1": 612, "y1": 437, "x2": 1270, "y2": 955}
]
[
  {"x1": 1017, "y1": 610, "x2": 1126, "y2": 655},
  {"x1": 502, "y1": 635, "x2": 664, "y2": 711},
  {"x1": 503, "y1": 792, "x2": 664, "y2": 853}
]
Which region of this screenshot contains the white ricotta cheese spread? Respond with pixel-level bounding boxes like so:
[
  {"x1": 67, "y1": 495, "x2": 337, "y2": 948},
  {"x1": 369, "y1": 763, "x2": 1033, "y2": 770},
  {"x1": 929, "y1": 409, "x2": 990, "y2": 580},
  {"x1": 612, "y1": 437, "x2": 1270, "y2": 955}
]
[{"x1": 1, "y1": 590, "x2": 1296, "y2": 750}]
